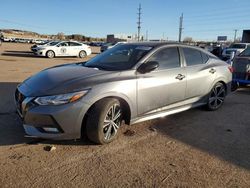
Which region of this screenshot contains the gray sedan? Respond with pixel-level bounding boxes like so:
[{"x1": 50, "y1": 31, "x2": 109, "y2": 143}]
[{"x1": 15, "y1": 42, "x2": 232, "y2": 144}]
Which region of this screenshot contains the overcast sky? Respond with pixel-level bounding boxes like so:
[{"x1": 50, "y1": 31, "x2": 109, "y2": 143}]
[{"x1": 1, "y1": 0, "x2": 250, "y2": 41}]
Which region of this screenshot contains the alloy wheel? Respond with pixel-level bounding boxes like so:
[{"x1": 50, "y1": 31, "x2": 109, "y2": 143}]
[
  {"x1": 208, "y1": 84, "x2": 226, "y2": 109},
  {"x1": 103, "y1": 103, "x2": 122, "y2": 141}
]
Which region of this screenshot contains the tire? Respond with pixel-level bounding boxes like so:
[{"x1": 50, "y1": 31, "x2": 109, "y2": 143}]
[
  {"x1": 231, "y1": 82, "x2": 239, "y2": 91},
  {"x1": 79, "y1": 50, "x2": 87, "y2": 58},
  {"x1": 86, "y1": 98, "x2": 122, "y2": 144},
  {"x1": 207, "y1": 82, "x2": 226, "y2": 111},
  {"x1": 46, "y1": 50, "x2": 55, "y2": 58}
]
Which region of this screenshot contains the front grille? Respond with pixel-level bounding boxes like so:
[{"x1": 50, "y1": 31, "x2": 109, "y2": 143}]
[{"x1": 15, "y1": 89, "x2": 26, "y2": 115}]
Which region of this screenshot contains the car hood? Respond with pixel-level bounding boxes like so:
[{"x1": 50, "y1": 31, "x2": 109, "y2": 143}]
[{"x1": 18, "y1": 63, "x2": 119, "y2": 97}]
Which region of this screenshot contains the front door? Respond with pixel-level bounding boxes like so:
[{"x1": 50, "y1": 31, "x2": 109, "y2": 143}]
[{"x1": 137, "y1": 47, "x2": 187, "y2": 116}]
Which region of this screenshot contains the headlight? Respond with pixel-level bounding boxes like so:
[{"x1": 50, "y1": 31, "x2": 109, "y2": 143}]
[{"x1": 34, "y1": 90, "x2": 89, "y2": 105}]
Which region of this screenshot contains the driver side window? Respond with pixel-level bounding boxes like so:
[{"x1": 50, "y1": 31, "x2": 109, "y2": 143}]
[
  {"x1": 58, "y1": 42, "x2": 69, "y2": 47},
  {"x1": 147, "y1": 47, "x2": 180, "y2": 70}
]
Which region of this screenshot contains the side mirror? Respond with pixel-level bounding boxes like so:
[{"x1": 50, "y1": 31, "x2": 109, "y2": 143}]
[{"x1": 137, "y1": 61, "x2": 159, "y2": 74}]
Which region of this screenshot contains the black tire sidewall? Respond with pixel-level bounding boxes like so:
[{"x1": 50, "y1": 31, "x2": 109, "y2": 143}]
[
  {"x1": 86, "y1": 98, "x2": 121, "y2": 144},
  {"x1": 79, "y1": 50, "x2": 86, "y2": 58}
]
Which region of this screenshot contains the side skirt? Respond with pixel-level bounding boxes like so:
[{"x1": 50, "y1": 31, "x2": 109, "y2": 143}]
[{"x1": 130, "y1": 102, "x2": 206, "y2": 125}]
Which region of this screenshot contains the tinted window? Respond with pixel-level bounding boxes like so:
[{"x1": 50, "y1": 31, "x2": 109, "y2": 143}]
[
  {"x1": 70, "y1": 42, "x2": 82, "y2": 46},
  {"x1": 201, "y1": 52, "x2": 209, "y2": 63},
  {"x1": 58, "y1": 42, "x2": 69, "y2": 47},
  {"x1": 147, "y1": 47, "x2": 180, "y2": 69},
  {"x1": 183, "y1": 48, "x2": 203, "y2": 66}
]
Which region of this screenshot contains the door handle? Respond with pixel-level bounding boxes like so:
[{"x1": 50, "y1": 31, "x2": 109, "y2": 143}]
[
  {"x1": 209, "y1": 68, "x2": 216, "y2": 74},
  {"x1": 175, "y1": 74, "x2": 185, "y2": 80}
]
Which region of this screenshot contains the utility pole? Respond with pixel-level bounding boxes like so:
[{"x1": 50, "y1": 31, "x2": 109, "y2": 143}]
[
  {"x1": 137, "y1": 3, "x2": 142, "y2": 41},
  {"x1": 146, "y1": 30, "x2": 148, "y2": 41},
  {"x1": 234, "y1": 29, "x2": 238, "y2": 42},
  {"x1": 178, "y1": 13, "x2": 184, "y2": 42}
]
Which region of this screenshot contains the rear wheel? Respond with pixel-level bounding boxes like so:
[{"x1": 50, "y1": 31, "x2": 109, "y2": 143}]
[
  {"x1": 207, "y1": 82, "x2": 226, "y2": 111},
  {"x1": 79, "y1": 50, "x2": 87, "y2": 58},
  {"x1": 46, "y1": 50, "x2": 55, "y2": 58},
  {"x1": 86, "y1": 98, "x2": 122, "y2": 144}
]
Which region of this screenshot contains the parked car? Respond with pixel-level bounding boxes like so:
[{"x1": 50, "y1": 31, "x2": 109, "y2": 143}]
[
  {"x1": 15, "y1": 42, "x2": 232, "y2": 144},
  {"x1": 100, "y1": 42, "x2": 127, "y2": 52},
  {"x1": 34, "y1": 41, "x2": 92, "y2": 58},
  {"x1": 231, "y1": 47, "x2": 250, "y2": 88},
  {"x1": 222, "y1": 43, "x2": 249, "y2": 60}
]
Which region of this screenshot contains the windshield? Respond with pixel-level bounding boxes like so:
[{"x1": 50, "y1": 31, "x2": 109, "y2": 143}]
[
  {"x1": 84, "y1": 44, "x2": 154, "y2": 71},
  {"x1": 229, "y1": 44, "x2": 246, "y2": 49},
  {"x1": 48, "y1": 41, "x2": 60, "y2": 46},
  {"x1": 239, "y1": 47, "x2": 250, "y2": 56}
]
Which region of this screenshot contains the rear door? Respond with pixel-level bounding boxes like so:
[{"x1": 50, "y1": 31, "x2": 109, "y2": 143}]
[
  {"x1": 137, "y1": 46, "x2": 187, "y2": 116},
  {"x1": 181, "y1": 47, "x2": 216, "y2": 100},
  {"x1": 69, "y1": 42, "x2": 83, "y2": 56}
]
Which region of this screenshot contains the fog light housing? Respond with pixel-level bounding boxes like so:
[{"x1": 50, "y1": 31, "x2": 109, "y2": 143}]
[{"x1": 42, "y1": 127, "x2": 59, "y2": 133}]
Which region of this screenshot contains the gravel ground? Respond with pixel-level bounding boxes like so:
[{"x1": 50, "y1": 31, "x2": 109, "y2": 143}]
[{"x1": 0, "y1": 43, "x2": 249, "y2": 187}]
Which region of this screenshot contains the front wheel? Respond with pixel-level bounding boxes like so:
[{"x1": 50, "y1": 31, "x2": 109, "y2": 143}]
[
  {"x1": 46, "y1": 50, "x2": 55, "y2": 58},
  {"x1": 207, "y1": 82, "x2": 226, "y2": 111},
  {"x1": 86, "y1": 98, "x2": 122, "y2": 144}
]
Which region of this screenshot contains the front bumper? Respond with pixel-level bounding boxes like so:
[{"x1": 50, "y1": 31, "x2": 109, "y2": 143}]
[
  {"x1": 34, "y1": 50, "x2": 46, "y2": 56},
  {"x1": 15, "y1": 89, "x2": 91, "y2": 140}
]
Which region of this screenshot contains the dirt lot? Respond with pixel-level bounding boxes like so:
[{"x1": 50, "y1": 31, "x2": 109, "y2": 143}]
[{"x1": 0, "y1": 43, "x2": 250, "y2": 187}]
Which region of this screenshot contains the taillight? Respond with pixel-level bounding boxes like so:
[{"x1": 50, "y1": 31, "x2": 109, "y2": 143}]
[{"x1": 228, "y1": 66, "x2": 234, "y2": 73}]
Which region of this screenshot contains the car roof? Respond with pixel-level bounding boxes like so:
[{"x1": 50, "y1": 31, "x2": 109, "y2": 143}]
[{"x1": 124, "y1": 42, "x2": 204, "y2": 49}]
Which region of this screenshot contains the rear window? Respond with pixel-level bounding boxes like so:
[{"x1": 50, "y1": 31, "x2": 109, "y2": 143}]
[{"x1": 183, "y1": 48, "x2": 203, "y2": 66}]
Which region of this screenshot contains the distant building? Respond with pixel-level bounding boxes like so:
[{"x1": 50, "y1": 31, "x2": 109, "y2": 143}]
[{"x1": 106, "y1": 34, "x2": 139, "y2": 43}]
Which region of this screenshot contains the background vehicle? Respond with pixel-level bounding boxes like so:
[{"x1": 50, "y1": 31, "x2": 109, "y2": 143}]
[
  {"x1": 15, "y1": 43, "x2": 232, "y2": 144},
  {"x1": 100, "y1": 41, "x2": 127, "y2": 52},
  {"x1": 34, "y1": 41, "x2": 92, "y2": 58},
  {"x1": 232, "y1": 47, "x2": 250, "y2": 88},
  {"x1": 222, "y1": 43, "x2": 249, "y2": 60}
]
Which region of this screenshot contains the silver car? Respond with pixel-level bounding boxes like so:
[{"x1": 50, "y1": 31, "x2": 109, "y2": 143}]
[{"x1": 15, "y1": 42, "x2": 232, "y2": 144}]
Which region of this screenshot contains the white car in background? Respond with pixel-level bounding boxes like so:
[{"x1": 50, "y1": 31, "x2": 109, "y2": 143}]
[
  {"x1": 35, "y1": 41, "x2": 92, "y2": 58},
  {"x1": 222, "y1": 43, "x2": 250, "y2": 60}
]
